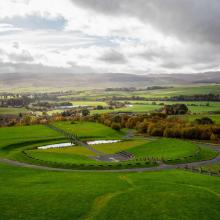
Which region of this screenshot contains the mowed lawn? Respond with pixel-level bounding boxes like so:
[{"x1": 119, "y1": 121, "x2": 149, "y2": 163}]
[
  {"x1": 92, "y1": 139, "x2": 148, "y2": 154},
  {"x1": 27, "y1": 140, "x2": 149, "y2": 165},
  {"x1": 28, "y1": 149, "x2": 97, "y2": 165},
  {"x1": 53, "y1": 121, "x2": 123, "y2": 139},
  {"x1": 0, "y1": 125, "x2": 65, "y2": 158},
  {"x1": 28, "y1": 146, "x2": 98, "y2": 165},
  {"x1": 128, "y1": 138, "x2": 199, "y2": 159},
  {"x1": 0, "y1": 125, "x2": 64, "y2": 149},
  {"x1": 1, "y1": 164, "x2": 220, "y2": 220}
]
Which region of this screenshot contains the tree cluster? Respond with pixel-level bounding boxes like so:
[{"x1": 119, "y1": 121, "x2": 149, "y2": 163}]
[{"x1": 79, "y1": 113, "x2": 219, "y2": 141}]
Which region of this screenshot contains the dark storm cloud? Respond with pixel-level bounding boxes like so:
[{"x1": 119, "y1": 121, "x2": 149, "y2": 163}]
[{"x1": 71, "y1": 0, "x2": 220, "y2": 44}]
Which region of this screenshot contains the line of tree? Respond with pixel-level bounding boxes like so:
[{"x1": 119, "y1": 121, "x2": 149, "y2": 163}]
[
  {"x1": 79, "y1": 113, "x2": 220, "y2": 142},
  {"x1": 105, "y1": 86, "x2": 173, "y2": 92},
  {"x1": 0, "y1": 97, "x2": 30, "y2": 107},
  {"x1": 97, "y1": 93, "x2": 220, "y2": 102}
]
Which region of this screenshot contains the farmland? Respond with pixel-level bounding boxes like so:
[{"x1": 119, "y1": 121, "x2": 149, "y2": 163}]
[
  {"x1": 0, "y1": 107, "x2": 28, "y2": 115},
  {"x1": 1, "y1": 164, "x2": 220, "y2": 220},
  {"x1": 1, "y1": 84, "x2": 220, "y2": 220},
  {"x1": 56, "y1": 84, "x2": 220, "y2": 100},
  {"x1": 1, "y1": 84, "x2": 220, "y2": 117},
  {"x1": 91, "y1": 101, "x2": 220, "y2": 114}
]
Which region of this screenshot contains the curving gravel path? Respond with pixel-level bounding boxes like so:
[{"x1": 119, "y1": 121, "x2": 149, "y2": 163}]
[{"x1": 0, "y1": 142, "x2": 220, "y2": 173}]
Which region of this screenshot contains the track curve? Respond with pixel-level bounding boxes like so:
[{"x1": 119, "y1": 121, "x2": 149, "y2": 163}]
[{"x1": 0, "y1": 142, "x2": 220, "y2": 173}]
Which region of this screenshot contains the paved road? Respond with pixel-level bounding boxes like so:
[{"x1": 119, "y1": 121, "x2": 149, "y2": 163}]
[{"x1": 0, "y1": 142, "x2": 220, "y2": 173}]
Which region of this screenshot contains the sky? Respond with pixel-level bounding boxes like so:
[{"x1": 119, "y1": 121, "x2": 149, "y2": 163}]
[{"x1": 0, "y1": 0, "x2": 220, "y2": 75}]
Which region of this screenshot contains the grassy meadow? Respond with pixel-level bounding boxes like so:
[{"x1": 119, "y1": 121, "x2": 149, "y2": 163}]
[
  {"x1": 0, "y1": 107, "x2": 28, "y2": 115},
  {"x1": 1, "y1": 164, "x2": 220, "y2": 220}
]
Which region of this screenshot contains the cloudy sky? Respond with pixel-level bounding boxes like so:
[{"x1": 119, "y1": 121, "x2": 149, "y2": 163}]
[{"x1": 0, "y1": 0, "x2": 220, "y2": 74}]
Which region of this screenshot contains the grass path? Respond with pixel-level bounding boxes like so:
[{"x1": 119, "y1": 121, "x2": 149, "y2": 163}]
[
  {"x1": 83, "y1": 175, "x2": 135, "y2": 220},
  {"x1": 83, "y1": 191, "x2": 125, "y2": 220}
]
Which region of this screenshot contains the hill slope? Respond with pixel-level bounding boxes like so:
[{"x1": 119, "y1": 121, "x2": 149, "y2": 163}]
[{"x1": 0, "y1": 72, "x2": 220, "y2": 89}]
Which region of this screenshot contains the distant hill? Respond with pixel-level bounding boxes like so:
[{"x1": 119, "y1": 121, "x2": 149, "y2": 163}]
[{"x1": 0, "y1": 72, "x2": 220, "y2": 89}]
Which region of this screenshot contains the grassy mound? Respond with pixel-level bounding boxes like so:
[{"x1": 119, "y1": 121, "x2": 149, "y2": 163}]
[{"x1": 0, "y1": 125, "x2": 65, "y2": 154}]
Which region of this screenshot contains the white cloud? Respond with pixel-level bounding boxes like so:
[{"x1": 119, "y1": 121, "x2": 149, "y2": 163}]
[{"x1": 0, "y1": 0, "x2": 220, "y2": 74}]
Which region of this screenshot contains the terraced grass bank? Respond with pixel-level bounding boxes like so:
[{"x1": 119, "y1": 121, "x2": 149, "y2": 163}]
[
  {"x1": 0, "y1": 122, "x2": 218, "y2": 170},
  {"x1": 127, "y1": 138, "x2": 217, "y2": 164}
]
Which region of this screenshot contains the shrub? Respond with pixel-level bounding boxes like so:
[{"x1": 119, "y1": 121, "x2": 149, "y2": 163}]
[
  {"x1": 148, "y1": 126, "x2": 164, "y2": 136},
  {"x1": 210, "y1": 133, "x2": 219, "y2": 141},
  {"x1": 163, "y1": 127, "x2": 181, "y2": 138},
  {"x1": 111, "y1": 122, "x2": 121, "y2": 131},
  {"x1": 181, "y1": 127, "x2": 200, "y2": 139},
  {"x1": 137, "y1": 120, "x2": 149, "y2": 133},
  {"x1": 194, "y1": 117, "x2": 214, "y2": 125}
]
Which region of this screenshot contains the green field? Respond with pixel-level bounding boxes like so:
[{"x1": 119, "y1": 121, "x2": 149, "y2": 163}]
[
  {"x1": 71, "y1": 101, "x2": 108, "y2": 106},
  {"x1": 91, "y1": 101, "x2": 220, "y2": 114},
  {"x1": 26, "y1": 140, "x2": 148, "y2": 166},
  {"x1": 1, "y1": 164, "x2": 220, "y2": 220},
  {"x1": 92, "y1": 139, "x2": 148, "y2": 154},
  {"x1": 127, "y1": 138, "x2": 197, "y2": 158},
  {"x1": 0, "y1": 125, "x2": 64, "y2": 149},
  {"x1": 0, "y1": 107, "x2": 28, "y2": 115},
  {"x1": 59, "y1": 85, "x2": 220, "y2": 100},
  {"x1": 127, "y1": 138, "x2": 217, "y2": 163},
  {"x1": 3, "y1": 101, "x2": 220, "y2": 116},
  {"x1": 52, "y1": 121, "x2": 124, "y2": 139},
  {"x1": 0, "y1": 121, "x2": 220, "y2": 219},
  {"x1": 131, "y1": 85, "x2": 220, "y2": 98},
  {"x1": 180, "y1": 114, "x2": 220, "y2": 124},
  {"x1": 0, "y1": 122, "x2": 217, "y2": 168},
  {"x1": 0, "y1": 125, "x2": 66, "y2": 160},
  {"x1": 28, "y1": 148, "x2": 98, "y2": 165},
  {"x1": 23, "y1": 135, "x2": 216, "y2": 167},
  {"x1": 91, "y1": 104, "x2": 159, "y2": 114}
]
